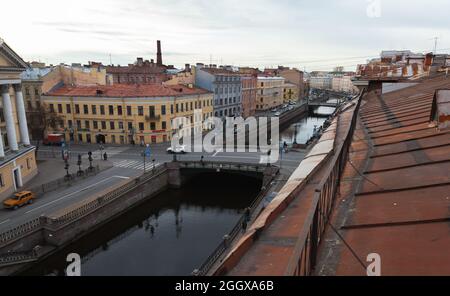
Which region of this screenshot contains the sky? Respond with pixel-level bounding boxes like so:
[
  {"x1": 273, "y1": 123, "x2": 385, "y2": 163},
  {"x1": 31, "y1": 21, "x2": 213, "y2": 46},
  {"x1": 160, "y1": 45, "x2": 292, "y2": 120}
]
[{"x1": 1, "y1": 0, "x2": 450, "y2": 71}]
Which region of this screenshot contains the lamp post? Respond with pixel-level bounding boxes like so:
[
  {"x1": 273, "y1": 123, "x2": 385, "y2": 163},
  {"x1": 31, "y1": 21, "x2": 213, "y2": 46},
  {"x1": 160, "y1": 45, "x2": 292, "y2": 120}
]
[
  {"x1": 64, "y1": 160, "x2": 70, "y2": 181},
  {"x1": 88, "y1": 151, "x2": 93, "y2": 171},
  {"x1": 77, "y1": 154, "x2": 83, "y2": 176},
  {"x1": 152, "y1": 159, "x2": 156, "y2": 172}
]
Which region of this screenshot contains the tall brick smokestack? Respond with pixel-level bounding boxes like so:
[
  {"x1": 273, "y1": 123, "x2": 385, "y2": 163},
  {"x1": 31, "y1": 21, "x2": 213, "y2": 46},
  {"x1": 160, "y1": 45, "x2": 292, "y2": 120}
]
[{"x1": 157, "y1": 40, "x2": 162, "y2": 66}]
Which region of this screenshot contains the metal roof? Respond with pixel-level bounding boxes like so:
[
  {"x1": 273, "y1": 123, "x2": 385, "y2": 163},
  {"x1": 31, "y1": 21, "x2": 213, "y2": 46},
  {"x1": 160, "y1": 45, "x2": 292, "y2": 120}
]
[{"x1": 315, "y1": 74, "x2": 450, "y2": 275}]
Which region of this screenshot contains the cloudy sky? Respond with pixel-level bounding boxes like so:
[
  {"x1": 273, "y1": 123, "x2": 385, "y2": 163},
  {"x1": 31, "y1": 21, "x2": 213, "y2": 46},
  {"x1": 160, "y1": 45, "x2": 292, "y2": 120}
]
[{"x1": 1, "y1": 0, "x2": 450, "y2": 71}]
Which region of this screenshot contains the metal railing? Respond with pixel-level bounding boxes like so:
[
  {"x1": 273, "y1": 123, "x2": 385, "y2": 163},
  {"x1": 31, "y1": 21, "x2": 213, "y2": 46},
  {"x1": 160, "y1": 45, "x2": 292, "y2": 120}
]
[
  {"x1": 27, "y1": 165, "x2": 102, "y2": 198},
  {"x1": 194, "y1": 167, "x2": 279, "y2": 276},
  {"x1": 284, "y1": 91, "x2": 363, "y2": 276},
  {"x1": 179, "y1": 161, "x2": 268, "y2": 173}
]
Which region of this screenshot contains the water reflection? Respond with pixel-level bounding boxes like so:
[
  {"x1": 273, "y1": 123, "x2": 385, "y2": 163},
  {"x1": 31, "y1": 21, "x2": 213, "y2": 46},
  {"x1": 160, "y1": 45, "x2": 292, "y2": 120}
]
[{"x1": 22, "y1": 173, "x2": 261, "y2": 276}]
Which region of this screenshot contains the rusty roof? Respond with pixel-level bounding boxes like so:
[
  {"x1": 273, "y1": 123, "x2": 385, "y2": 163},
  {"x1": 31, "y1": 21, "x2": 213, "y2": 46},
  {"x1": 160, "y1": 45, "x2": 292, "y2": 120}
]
[
  {"x1": 218, "y1": 74, "x2": 450, "y2": 276},
  {"x1": 45, "y1": 84, "x2": 211, "y2": 98},
  {"x1": 315, "y1": 74, "x2": 450, "y2": 275}
]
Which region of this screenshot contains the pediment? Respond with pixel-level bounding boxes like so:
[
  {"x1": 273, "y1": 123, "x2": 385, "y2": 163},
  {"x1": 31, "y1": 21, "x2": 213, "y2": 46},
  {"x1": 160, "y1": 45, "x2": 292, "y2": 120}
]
[{"x1": 0, "y1": 39, "x2": 28, "y2": 70}]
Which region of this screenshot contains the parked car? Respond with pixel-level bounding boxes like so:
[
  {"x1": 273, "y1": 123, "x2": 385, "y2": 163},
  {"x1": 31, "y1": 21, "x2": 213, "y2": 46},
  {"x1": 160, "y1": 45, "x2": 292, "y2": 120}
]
[
  {"x1": 167, "y1": 145, "x2": 187, "y2": 154},
  {"x1": 274, "y1": 112, "x2": 281, "y2": 117},
  {"x1": 271, "y1": 109, "x2": 278, "y2": 113},
  {"x1": 3, "y1": 191, "x2": 35, "y2": 210}
]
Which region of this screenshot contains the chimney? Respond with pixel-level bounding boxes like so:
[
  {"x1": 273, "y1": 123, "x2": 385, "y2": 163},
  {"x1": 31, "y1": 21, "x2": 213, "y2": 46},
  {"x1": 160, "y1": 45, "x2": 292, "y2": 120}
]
[
  {"x1": 185, "y1": 64, "x2": 191, "y2": 72},
  {"x1": 137, "y1": 57, "x2": 144, "y2": 66},
  {"x1": 157, "y1": 40, "x2": 163, "y2": 66}
]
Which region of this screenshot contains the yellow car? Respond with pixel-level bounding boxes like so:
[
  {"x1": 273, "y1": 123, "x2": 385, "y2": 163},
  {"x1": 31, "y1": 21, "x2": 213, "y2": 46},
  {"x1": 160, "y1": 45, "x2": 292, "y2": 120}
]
[{"x1": 3, "y1": 191, "x2": 35, "y2": 210}]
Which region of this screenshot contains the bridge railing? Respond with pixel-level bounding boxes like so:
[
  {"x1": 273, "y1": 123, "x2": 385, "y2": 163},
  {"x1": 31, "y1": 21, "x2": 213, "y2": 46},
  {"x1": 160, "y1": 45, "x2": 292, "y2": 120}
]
[
  {"x1": 179, "y1": 161, "x2": 268, "y2": 172},
  {"x1": 284, "y1": 90, "x2": 364, "y2": 276}
]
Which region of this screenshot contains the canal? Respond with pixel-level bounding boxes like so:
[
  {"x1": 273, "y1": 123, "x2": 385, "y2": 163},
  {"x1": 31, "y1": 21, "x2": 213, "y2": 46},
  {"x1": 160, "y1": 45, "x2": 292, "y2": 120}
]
[
  {"x1": 280, "y1": 104, "x2": 336, "y2": 146},
  {"x1": 21, "y1": 173, "x2": 262, "y2": 276}
]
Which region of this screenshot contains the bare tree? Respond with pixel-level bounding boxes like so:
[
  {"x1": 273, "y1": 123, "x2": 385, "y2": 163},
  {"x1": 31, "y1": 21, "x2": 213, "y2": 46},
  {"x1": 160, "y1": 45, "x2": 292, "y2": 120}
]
[{"x1": 27, "y1": 103, "x2": 63, "y2": 149}]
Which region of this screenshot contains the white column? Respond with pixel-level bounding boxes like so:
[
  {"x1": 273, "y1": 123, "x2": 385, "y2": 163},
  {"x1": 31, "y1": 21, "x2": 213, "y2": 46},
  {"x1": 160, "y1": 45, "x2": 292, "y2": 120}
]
[
  {"x1": 14, "y1": 84, "x2": 30, "y2": 146},
  {"x1": 0, "y1": 126, "x2": 4, "y2": 158},
  {"x1": 1, "y1": 84, "x2": 19, "y2": 152}
]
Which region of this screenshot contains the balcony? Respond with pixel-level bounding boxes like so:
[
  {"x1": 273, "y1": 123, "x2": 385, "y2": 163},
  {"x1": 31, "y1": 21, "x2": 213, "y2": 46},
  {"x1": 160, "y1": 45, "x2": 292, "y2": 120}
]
[{"x1": 145, "y1": 114, "x2": 161, "y2": 121}]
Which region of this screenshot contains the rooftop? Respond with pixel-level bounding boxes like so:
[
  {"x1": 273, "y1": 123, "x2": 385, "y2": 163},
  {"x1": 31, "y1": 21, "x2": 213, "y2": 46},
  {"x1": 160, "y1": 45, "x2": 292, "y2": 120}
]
[
  {"x1": 199, "y1": 67, "x2": 238, "y2": 76},
  {"x1": 45, "y1": 84, "x2": 211, "y2": 98},
  {"x1": 315, "y1": 74, "x2": 450, "y2": 276}
]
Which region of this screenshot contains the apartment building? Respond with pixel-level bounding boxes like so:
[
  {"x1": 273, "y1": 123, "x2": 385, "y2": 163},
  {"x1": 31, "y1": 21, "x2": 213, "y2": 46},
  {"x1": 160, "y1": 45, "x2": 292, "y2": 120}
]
[
  {"x1": 41, "y1": 84, "x2": 213, "y2": 145},
  {"x1": 256, "y1": 76, "x2": 285, "y2": 111}
]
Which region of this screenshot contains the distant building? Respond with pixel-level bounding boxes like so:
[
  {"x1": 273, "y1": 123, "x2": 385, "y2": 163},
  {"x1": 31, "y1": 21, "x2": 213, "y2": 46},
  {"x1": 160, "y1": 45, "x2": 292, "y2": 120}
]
[
  {"x1": 282, "y1": 83, "x2": 298, "y2": 102},
  {"x1": 309, "y1": 72, "x2": 333, "y2": 90},
  {"x1": 256, "y1": 76, "x2": 285, "y2": 111},
  {"x1": 195, "y1": 66, "x2": 242, "y2": 118},
  {"x1": 0, "y1": 39, "x2": 38, "y2": 200},
  {"x1": 106, "y1": 40, "x2": 171, "y2": 84},
  {"x1": 41, "y1": 84, "x2": 213, "y2": 145},
  {"x1": 163, "y1": 64, "x2": 196, "y2": 86},
  {"x1": 263, "y1": 67, "x2": 305, "y2": 100},
  {"x1": 240, "y1": 75, "x2": 257, "y2": 118}
]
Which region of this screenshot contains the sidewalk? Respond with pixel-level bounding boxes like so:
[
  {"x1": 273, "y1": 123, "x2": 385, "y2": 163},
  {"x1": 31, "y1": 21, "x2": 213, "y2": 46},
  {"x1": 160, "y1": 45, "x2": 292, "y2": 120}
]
[{"x1": 25, "y1": 157, "x2": 113, "y2": 189}]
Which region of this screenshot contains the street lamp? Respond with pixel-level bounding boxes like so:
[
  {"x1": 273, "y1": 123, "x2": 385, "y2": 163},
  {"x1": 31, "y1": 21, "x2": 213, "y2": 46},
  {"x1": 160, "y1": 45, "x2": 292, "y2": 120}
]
[
  {"x1": 64, "y1": 160, "x2": 70, "y2": 181},
  {"x1": 88, "y1": 151, "x2": 93, "y2": 171},
  {"x1": 77, "y1": 154, "x2": 83, "y2": 176}
]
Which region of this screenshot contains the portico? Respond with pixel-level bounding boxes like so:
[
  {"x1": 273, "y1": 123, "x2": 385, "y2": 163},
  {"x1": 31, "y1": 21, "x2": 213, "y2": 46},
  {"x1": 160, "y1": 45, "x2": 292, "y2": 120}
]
[{"x1": 0, "y1": 38, "x2": 37, "y2": 199}]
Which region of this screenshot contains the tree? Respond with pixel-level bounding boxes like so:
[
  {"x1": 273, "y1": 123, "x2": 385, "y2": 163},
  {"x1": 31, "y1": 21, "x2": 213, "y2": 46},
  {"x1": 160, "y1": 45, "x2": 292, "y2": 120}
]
[{"x1": 27, "y1": 103, "x2": 63, "y2": 146}]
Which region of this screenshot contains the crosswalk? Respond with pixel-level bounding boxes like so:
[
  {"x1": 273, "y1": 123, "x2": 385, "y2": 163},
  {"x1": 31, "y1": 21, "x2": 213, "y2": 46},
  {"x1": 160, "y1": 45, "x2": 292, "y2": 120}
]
[{"x1": 112, "y1": 159, "x2": 160, "y2": 171}]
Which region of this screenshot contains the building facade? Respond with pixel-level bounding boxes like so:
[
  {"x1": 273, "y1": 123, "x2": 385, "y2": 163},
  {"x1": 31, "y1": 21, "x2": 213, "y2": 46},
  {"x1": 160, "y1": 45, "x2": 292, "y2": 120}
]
[
  {"x1": 240, "y1": 75, "x2": 257, "y2": 118},
  {"x1": 283, "y1": 83, "x2": 298, "y2": 102},
  {"x1": 278, "y1": 68, "x2": 305, "y2": 100},
  {"x1": 0, "y1": 39, "x2": 38, "y2": 200},
  {"x1": 42, "y1": 84, "x2": 213, "y2": 145},
  {"x1": 195, "y1": 66, "x2": 242, "y2": 118},
  {"x1": 256, "y1": 76, "x2": 285, "y2": 111}
]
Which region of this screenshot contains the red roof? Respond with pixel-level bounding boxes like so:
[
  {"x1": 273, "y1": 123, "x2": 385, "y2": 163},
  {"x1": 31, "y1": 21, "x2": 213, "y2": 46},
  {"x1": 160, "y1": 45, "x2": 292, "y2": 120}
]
[{"x1": 45, "y1": 84, "x2": 211, "y2": 98}]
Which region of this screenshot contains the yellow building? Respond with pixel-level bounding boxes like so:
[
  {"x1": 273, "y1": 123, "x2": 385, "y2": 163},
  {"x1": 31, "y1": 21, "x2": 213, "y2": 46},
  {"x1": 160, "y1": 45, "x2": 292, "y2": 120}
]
[
  {"x1": 256, "y1": 76, "x2": 285, "y2": 111},
  {"x1": 0, "y1": 39, "x2": 38, "y2": 200},
  {"x1": 283, "y1": 83, "x2": 298, "y2": 103},
  {"x1": 41, "y1": 84, "x2": 214, "y2": 144}
]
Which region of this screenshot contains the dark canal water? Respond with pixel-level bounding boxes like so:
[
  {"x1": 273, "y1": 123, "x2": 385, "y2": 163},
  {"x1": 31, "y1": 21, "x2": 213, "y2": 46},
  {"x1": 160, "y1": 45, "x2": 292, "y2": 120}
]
[
  {"x1": 280, "y1": 105, "x2": 336, "y2": 145},
  {"x1": 22, "y1": 173, "x2": 262, "y2": 276}
]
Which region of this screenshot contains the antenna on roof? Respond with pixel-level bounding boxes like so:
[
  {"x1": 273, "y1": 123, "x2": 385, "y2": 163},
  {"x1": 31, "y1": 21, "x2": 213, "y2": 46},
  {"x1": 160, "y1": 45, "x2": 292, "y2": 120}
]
[
  {"x1": 429, "y1": 36, "x2": 439, "y2": 54},
  {"x1": 109, "y1": 54, "x2": 112, "y2": 66}
]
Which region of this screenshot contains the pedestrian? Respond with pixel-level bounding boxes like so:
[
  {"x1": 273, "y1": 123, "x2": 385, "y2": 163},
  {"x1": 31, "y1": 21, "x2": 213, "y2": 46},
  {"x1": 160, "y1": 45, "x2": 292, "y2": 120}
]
[{"x1": 103, "y1": 152, "x2": 108, "y2": 161}]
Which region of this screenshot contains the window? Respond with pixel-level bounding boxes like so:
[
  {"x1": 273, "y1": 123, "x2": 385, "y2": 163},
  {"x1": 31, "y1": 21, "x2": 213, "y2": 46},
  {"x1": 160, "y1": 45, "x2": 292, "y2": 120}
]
[
  {"x1": 35, "y1": 88, "x2": 39, "y2": 95},
  {"x1": 117, "y1": 106, "x2": 123, "y2": 115},
  {"x1": 150, "y1": 122, "x2": 156, "y2": 130},
  {"x1": 76, "y1": 120, "x2": 81, "y2": 128},
  {"x1": 181, "y1": 103, "x2": 184, "y2": 112},
  {"x1": 83, "y1": 105, "x2": 89, "y2": 114},
  {"x1": 190, "y1": 102, "x2": 193, "y2": 110},
  {"x1": 57, "y1": 104, "x2": 63, "y2": 113},
  {"x1": 25, "y1": 88, "x2": 30, "y2": 95},
  {"x1": 92, "y1": 105, "x2": 97, "y2": 115},
  {"x1": 78, "y1": 134, "x2": 83, "y2": 142},
  {"x1": 109, "y1": 105, "x2": 114, "y2": 115},
  {"x1": 49, "y1": 104, "x2": 55, "y2": 113},
  {"x1": 127, "y1": 106, "x2": 132, "y2": 116},
  {"x1": 170, "y1": 104, "x2": 174, "y2": 114},
  {"x1": 176, "y1": 104, "x2": 179, "y2": 113},
  {"x1": 161, "y1": 105, "x2": 166, "y2": 115},
  {"x1": 118, "y1": 121, "x2": 124, "y2": 129},
  {"x1": 128, "y1": 122, "x2": 133, "y2": 130},
  {"x1": 162, "y1": 121, "x2": 167, "y2": 130},
  {"x1": 139, "y1": 122, "x2": 144, "y2": 131},
  {"x1": 85, "y1": 121, "x2": 90, "y2": 129},
  {"x1": 138, "y1": 106, "x2": 144, "y2": 116},
  {"x1": 149, "y1": 106, "x2": 155, "y2": 117},
  {"x1": 75, "y1": 104, "x2": 80, "y2": 114},
  {"x1": 101, "y1": 121, "x2": 106, "y2": 130},
  {"x1": 100, "y1": 105, "x2": 105, "y2": 115},
  {"x1": 110, "y1": 121, "x2": 115, "y2": 130},
  {"x1": 93, "y1": 121, "x2": 98, "y2": 129},
  {"x1": 66, "y1": 104, "x2": 71, "y2": 114},
  {"x1": 68, "y1": 120, "x2": 73, "y2": 128}
]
